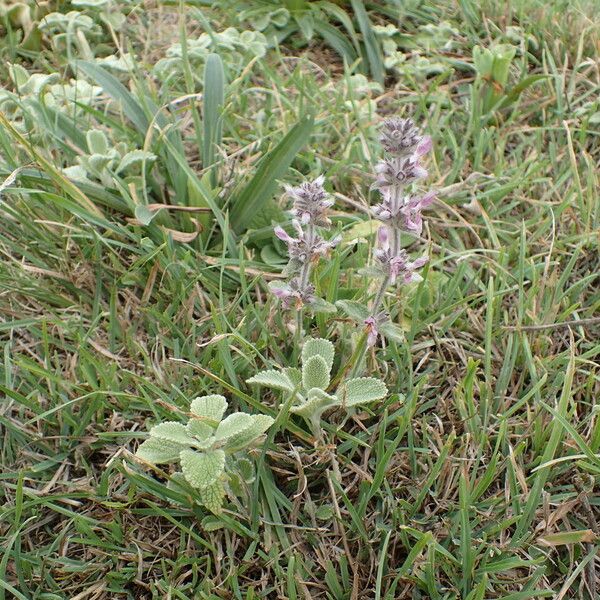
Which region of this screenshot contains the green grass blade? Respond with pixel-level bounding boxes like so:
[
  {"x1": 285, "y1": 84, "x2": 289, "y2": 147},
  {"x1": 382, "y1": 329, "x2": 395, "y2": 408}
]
[{"x1": 230, "y1": 115, "x2": 313, "y2": 233}]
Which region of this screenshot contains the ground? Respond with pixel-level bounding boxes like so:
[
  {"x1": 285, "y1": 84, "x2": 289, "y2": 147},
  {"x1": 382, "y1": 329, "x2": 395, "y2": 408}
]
[{"x1": 0, "y1": 0, "x2": 599, "y2": 598}]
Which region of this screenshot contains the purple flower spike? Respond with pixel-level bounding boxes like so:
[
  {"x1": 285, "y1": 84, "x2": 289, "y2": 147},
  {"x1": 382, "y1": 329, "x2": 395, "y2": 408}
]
[
  {"x1": 284, "y1": 175, "x2": 333, "y2": 227},
  {"x1": 400, "y1": 192, "x2": 436, "y2": 236},
  {"x1": 373, "y1": 157, "x2": 428, "y2": 192},
  {"x1": 375, "y1": 248, "x2": 428, "y2": 285},
  {"x1": 379, "y1": 117, "x2": 423, "y2": 157}
]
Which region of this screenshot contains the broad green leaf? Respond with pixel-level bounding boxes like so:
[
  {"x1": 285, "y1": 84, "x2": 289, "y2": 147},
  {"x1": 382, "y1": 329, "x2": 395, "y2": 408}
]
[
  {"x1": 291, "y1": 388, "x2": 337, "y2": 419},
  {"x1": 302, "y1": 338, "x2": 335, "y2": 373},
  {"x1": 199, "y1": 478, "x2": 226, "y2": 513},
  {"x1": 190, "y1": 395, "x2": 228, "y2": 422},
  {"x1": 149, "y1": 421, "x2": 194, "y2": 445},
  {"x1": 246, "y1": 370, "x2": 294, "y2": 392},
  {"x1": 136, "y1": 437, "x2": 183, "y2": 464},
  {"x1": 230, "y1": 115, "x2": 313, "y2": 233},
  {"x1": 338, "y1": 378, "x2": 387, "y2": 407},
  {"x1": 180, "y1": 449, "x2": 225, "y2": 489},
  {"x1": 224, "y1": 414, "x2": 274, "y2": 451},
  {"x1": 214, "y1": 412, "x2": 254, "y2": 441},
  {"x1": 302, "y1": 355, "x2": 330, "y2": 391}
]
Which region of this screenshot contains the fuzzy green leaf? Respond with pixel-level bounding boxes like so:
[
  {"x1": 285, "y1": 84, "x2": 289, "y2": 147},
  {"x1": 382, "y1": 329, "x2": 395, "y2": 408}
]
[
  {"x1": 224, "y1": 414, "x2": 274, "y2": 451},
  {"x1": 291, "y1": 387, "x2": 338, "y2": 419},
  {"x1": 190, "y1": 395, "x2": 228, "y2": 423},
  {"x1": 180, "y1": 449, "x2": 225, "y2": 489},
  {"x1": 302, "y1": 355, "x2": 330, "y2": 391},
  {"x1": 135, "y1": 437, "x2": 183, "y2": 464},
  {"x1": 186, "y1": 419, "x2": 214, "y2": 449},
  {"x1": 302, "y1": 338, "x2": 335, "y2": 373},
  {"x1": 214, "y1": 413, "x2": 254, "y2": 441},
  {"x1": 149, "y1": 421, "x2": 194, "y2": 445},
  {"x1": 246, "y1": 370, "x2": 295, "y2": 392},
  {"x1": 336, "y1": 300, "x2": 369, "y2": 322},
  {"x1": 337, "y1": 378, "x2": 387, "y2": 407},
  {"x1": 235, "y1": 457, "x2": 256, "y2": 484},
  {"x1": 199, "y1": 478, "x2": 226, "y2": 513}
]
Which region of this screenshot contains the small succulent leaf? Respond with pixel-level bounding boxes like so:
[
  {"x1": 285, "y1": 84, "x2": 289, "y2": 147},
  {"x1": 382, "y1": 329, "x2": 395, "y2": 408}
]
[
  {"x1": 180, "y1": 449, "x2": 225, "y2": 489},
  {"x1": 224, "y1": 414, "x2": 275, "y2": 451},
  {"x1": 282, "y1": 367, "x2": 302, "y2": 387},
  {"x1": 135, "y1": 437, "x2": 184, "y2": 464},
  {"x1": 338, "y1": 378, "x2": 387, "y2": 407},
  {"x1": 236, "y1": 457, "x2": 256, "y2": 484},
  {"x1": 246, "y1": 370, "x2": 294, "y2": 392},
  {"x1": 336, "y1": 300, "x2": 370, "y2": 322},
  {"x1": 291, "y1": 387, "x2": 337, "y2": 418},
  {"x1": 190, "y1": 395, "x2": 228, "y2": 423},
  {"x1": 199, "y1": 478, "x2": 226, "y2": 513},
  {"x1": 215, "y1": 413, "x2": 254, "y2": 441},
  {"x1": 149, "y1": 421, "x2": 195, "y2": 445},
  {"x1": 302, "y1": 355, "x2": 330, "y2": 391},
  {"x1": 301, "y1": 338, "x2": 335, "y2": 373}
]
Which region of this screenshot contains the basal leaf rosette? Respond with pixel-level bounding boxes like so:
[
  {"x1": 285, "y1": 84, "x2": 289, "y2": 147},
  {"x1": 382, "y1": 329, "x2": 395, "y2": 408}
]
[
  {"x1": 246, "y1": 337, "x2": 387, "y2": 426},
  {"x1": 135, "y1": 394, "x2": 273, "y2": 513}
]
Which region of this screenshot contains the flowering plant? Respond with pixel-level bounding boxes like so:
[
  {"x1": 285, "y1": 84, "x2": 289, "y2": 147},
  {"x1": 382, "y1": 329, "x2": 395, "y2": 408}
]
[{"x1": 339, "y1": 116, "x2": 434, "y2": 354}]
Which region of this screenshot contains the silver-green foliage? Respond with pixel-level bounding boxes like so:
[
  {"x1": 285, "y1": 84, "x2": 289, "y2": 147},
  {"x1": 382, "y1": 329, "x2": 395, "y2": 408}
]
[
  {"x1": 246, "y1": 338, "x2": 387, "y2": 426},
  {"x1": 135, "y1": 394, "x2": 273, "y2": 513}
]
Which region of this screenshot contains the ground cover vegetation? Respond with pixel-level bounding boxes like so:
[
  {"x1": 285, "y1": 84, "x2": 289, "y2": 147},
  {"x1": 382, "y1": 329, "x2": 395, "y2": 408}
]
[{"x1": 0, "y1": 0, "x2": 599, "y2": 598}]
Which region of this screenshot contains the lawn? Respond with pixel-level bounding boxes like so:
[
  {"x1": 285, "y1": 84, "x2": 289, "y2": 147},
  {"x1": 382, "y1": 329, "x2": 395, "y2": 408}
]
[{"x1": 0, "y1": 0, "x2": 599, "y2": 598}]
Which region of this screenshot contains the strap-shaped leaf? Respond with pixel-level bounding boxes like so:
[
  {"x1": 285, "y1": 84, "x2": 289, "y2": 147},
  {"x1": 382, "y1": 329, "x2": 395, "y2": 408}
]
[
  {"x1": 224, "y1": 414, "x2": 274, "y2": 451},
  {"x1": 338, "y1": 377, "x2": 387, "y2": 407},
  {"x1": 199, "y1": 478, "x2": 226, "y2": 513},
  {"x1": 190, "y1": 395, "x2": 228, "y2": 422},
  {"x1": 302, "y1": 355, "x2": 330, "y2": 391},
  {"x1": 246, "y1": 370, "x2": 294, "y2": 392},
  {"x1": 302, "y1": 338, "x2": 335, "y2": 373},
  {"x1": 150, "y1": 421, "x2": 194, "y2": 445},
  {"x1": 187, "y1": 419, "x2": 214, "y2": 449},
  {"x1": 291, "y1": 388, "x2": 337, "y2": 419},
  {"x1": 180, "y1": 449, "x2": 225, "y2": 489},
  {"x1": 136, "y1": 437, "x2": 183, "y2": 464},
  {"x1": 215, "y1": 412, "x2": 254, "y2": 441}
]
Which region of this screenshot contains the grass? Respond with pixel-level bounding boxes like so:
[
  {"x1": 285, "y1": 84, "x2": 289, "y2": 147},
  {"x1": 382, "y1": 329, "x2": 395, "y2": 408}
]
[{"x1": 0, "y1": 0, "x2": 599, "y2": 598}]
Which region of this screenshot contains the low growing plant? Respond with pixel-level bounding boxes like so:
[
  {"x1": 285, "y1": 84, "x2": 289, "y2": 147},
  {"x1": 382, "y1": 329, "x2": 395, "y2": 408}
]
[
  {"x1": 247, "y1": 337, "x2": 387, "y2": 437},
  {"x1": 135, "y1": 394, "x2": 274, "y2": 513}
]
